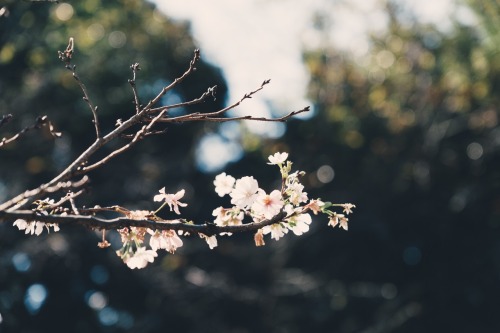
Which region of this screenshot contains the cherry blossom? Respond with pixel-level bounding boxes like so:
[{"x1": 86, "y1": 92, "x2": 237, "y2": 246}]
[
  {"x1": 200, "y1": 234, "x2": 218, "y2": 249},
  {"x1": 124, "y1": 247, "x2": 158, "y2": 269},
  {"x1": 286, "y1": 213, "x2": 312, "y2": 236},
  {"x1": 154, "y1": 188, "x2": 187, "y2": 215},
  {"x1": 13, "y1": 219, "x2": 59, "y2": 236},
  {"x1": 304, "y1": 199, "x2": 325, "y2": 215},
  {"x1": 342, "y1": 203, "x2": 356, "y2": 215},
  {"x1": 262, "y1": 223, "x2": 289, "y2": 241},
  {"x1": 268, "y1": 152, "x2": 288, "y2": 165},
  {"x1": 252, "y1": 190, "x2": 284, "y2": 219},
  {"x1": 230, "y1": 176, "x2": 260, "y2": 209},
  {"x1": 213, "y1": 172, "x2": 235, "y2": 197},
  {"x1": 328, "y1": 213, "x2": 349, "y2": 230},
  {"x1": 212, "y1": 206, "x2": 243, "y2": 227},
  {"x1": 286, "y1": 182, "x2": 308, "y2": 205},
  {"x1": 148, "y1": 229, "x2": 183, "y2": 253}
]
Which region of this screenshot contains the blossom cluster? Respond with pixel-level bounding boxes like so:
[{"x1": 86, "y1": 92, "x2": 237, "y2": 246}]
[
  {"x1": 213, "y1": 152, "x2": 355, "y2": 244},
  {"x1": 12, "y1": 198, "x2": 61, "y2": 236},
  {"x1": 12, "y1": 152, "x2": 355, "y2": 270}
]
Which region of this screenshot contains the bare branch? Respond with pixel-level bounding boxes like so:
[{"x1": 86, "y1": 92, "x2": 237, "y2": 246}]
[
  {"x1": 43, "y1": 189, "x2": 86, "y2": 210},
  {"x1": 0, "y1": 115, "x2": 61, "y2": 148},
  {"x1": 80, "y1": 110, "x2": 167, "y2": 173},
  {"x1": 128, "y1": 63, "x2": 141, "y2": 114},
  {"x1": 148, "y1": 85, "x2": 217, "y2": 114},
  {"x1": 141, "y1": 49, "x2": 201, "y2": 113},
  {"x1": 169, "y1": 106, "x2": 311, "y2": 123},
  {"x1": 151, "y1": 79, "x2": 310, "y2": 124},
  {"x1": 0, "y1": 176, "x2": 89, "y2": 211},
  {"x1": 59, "y1": 38, "x2": 101, "y2": 139}
]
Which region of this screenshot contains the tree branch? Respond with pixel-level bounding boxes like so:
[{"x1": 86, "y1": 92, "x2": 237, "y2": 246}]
[
  {"x1": 0, "y1": 115, "x2": 61, "y2": 148},
  {"x1": 59, "y1": 38, "x2": 101, "y2": 139},
  {"x1": 0, "y1": 210, "x2": 287, "y2": 236}
]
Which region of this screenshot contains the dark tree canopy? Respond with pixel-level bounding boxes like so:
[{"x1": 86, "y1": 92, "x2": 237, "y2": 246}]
[{"x1": 1, "y1": 1, "x2": 500, "y2": 333}]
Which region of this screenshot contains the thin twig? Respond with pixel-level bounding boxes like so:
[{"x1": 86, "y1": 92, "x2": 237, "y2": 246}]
[
  {"x1": 0, "y1": 115, "x2": 61, "y2": 148},
  {"x1": 60, "y1": 38, "x2": 101, "y2": 139},
  {"x1": 1, "y1": 176, "x2": 89, "y2": 211},
  {"x1": 161, "y1": 106, "x2": 310, "y2": 124},
  {"x1": 148, "y1": 85, "x2": 217, "y2": 114},
  {"x1": 140, "y1": 49, "x2": 201, "y2": 113},
  {"x1": 129, "y1": 63, "x2": 141, "y2": 114},
  {"x1": 42, "y1": 190, "x2": 86, "y2": 211},
  {"x1": 80, "y1": 110, "x2": 167, "y2": 173}
]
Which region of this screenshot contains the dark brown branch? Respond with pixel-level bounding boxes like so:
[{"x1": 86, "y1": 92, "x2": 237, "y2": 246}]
[
  {"x1": 80, "y1": 110, "x2": 167, "y2": 173},
  {"x1": 59, "y1": 38, "x2": 101, "y2": 139},
  {"x1": 129, "y1": 63, "x2": 141, "y2": 114},
  {"x1": 161, "y1": 106, "x2": 310, "y2": 124},
  {"x1": 148, "y1": 85, "x2": 217, "y2": 114},
  {"x1": 0, "y1": 176, "x2": 89, "y2": 211},
  {"x1": 44, "y1": 189, "x2": 85, "y2": 210},
  {"x1": 140, "y1": 49, "x2": 201, "y2": 113},
  {"x1": 0, "y1": 210, "x2": 287, "y2": 236},
  {"x1": 0, "y1": 115, "x2": 61, "y2": 148}
]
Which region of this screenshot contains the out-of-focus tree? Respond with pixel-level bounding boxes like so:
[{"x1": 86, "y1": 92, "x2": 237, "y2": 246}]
[
  {"x1": 0, "y1": 0, "x2": 228, "y2": 209},
  {"x1": 277, "y1": 2, "x2": 500, "y2": 332}
]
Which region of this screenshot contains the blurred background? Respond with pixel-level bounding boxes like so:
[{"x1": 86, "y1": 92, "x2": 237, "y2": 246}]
[{"x1": 0, "y1": 0, "x2": 499, "y2": 332}]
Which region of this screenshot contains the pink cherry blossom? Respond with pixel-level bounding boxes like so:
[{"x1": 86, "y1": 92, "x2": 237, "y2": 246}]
[
  {"x1": 328, "y1": 213, "x2": 348, "y2": 230},
  {"x1": 252, "y1": 190, "x2": 284, "y2": 219}
]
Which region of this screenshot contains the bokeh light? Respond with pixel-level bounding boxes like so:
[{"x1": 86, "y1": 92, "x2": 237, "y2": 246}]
[
  {"x1": 24, "y1": 284, "x2": 48, "y2": 314},
  {"x1": 11, "y1": 252, "x2": 31, "y2": 272}
]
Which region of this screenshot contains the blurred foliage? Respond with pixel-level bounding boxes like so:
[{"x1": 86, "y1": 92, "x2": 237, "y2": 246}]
[
  {"x1": 281, "y1": 3, "x2": 500, "y2": 332},
  {"x1": 0, "y1": 0, "x2": 227, "y2": 210},
  {"x1": 1, "y1": 1, "x2": 500, "y2": 333}
]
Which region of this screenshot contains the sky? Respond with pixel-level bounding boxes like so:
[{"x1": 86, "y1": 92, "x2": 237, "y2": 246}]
[{"x1": 153, "y1": 0, "x2": 476, "y2": 172}]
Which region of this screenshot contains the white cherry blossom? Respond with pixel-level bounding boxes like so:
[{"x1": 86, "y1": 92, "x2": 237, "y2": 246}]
[
  {"x1": 212, "y1": 206, "x2": 243, "y2": 227},
  {"x1": 13, "y1": 219, "x2": 59, "y2": 236},
  {"x1": 213, "y1": 172, "x2": 236, "y2": 197},
  {"x1": 286, "y1": 182, "x2": 308, "y2": 205},
  {"x1": 230, "y1": 176, "x2": 260, "y2": 209},
  {"x1": 124, "y1": 247, "x2": 158, "y2": 269},
  {"x1": 154, "y1": 188, "x2": 187, "y2": 214},
  {"x1": 148, "y1": 229, "x2": 183, "y2": 253},
  {"x1": 200, "y1": 234, "x2": 218, "y2": 249},
  {"x1": 262, "y1": 223, "x2": 289, "y2": 241},
  {"x1": 287, "y1": 213, "x2": 312, "y2": 236},
  {"x1": 267, "y1": 152, "x2": 288, "y2": 165}
]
